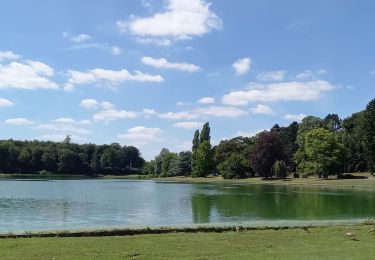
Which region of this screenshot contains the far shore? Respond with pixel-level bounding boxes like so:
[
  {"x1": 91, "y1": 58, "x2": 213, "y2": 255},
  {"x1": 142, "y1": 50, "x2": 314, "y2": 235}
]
[{"x1": 1, "y1": 172, "x2": 375, "y2": 189}]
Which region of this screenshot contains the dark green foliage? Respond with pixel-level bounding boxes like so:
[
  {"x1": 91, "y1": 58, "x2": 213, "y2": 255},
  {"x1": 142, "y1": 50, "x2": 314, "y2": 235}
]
[
  {"x1": 192, "y1": 141, "x2": 213, "y2": 177},
  {"x1": 272, "y1": 160, "x2": 287, "y2": 179},
  {"x1": 363, "y1": 99, "x2": 375, "y2": 173},
  {"x1": 214, "y1": 136, "x2": 255, "y2": 178},
  {"x1": 250, "y1": 131, "x2": 285, "y2": 178},
  {"x1": 0, "y1": 139, "x2": 144, "y2": 176},
  {"x1": 178, "y1": 151, "x2": 192, "y2": 176},
  {"x1": 192, "y1": 130, "x2": 200, "y2": 152},
  {"x1": 218, "y1": 154, "x2": 248, "y2": 179},
  {"x1": 323, "y1": 114, "x2": 342, "y2": 132},
  {"x1": 199, "y1": 122, "x2": 211, "y2": 143},
  {"x1": 303, "y1": 128, "x2": 345, "y2": 177},
  {"x1": 341, "y1": 111, "x2": 366, "y2": 172}
]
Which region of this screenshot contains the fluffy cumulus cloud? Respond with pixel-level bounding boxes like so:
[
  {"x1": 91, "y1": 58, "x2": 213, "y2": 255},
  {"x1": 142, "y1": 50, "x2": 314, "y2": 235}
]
[
  {"x1": 117, "y1": 0, "x2": 222, "y2": 43},
  {"x1": 222, "y1": 80, "x2": 335, "y2": 106},
  {"x1": 0, "y1": 51, "x2": 21, "y2": 61},
  {"x1": 232, "y1": 57, "x2": 251, "y2": 76},
  {"x1": 5, "y1": 118, "x2": 35, "y2": 125},
  {"x1": 256, "y1": 70, "x2": 286, "y2": 82},
  {"x1": 284, "y1": 113, "x2": 306, "y2": 122},
  {"x1": 0, "y1": 98, "x2": 14, "y2": 107},
  {"x1": 144, "y1": 105, "x2": 247, "y2": 120},
  {"x1": 141, "y1": 57, "x2": 201, "y2": 72},
  {"x1": 0, "y1": 56, "x2": 58, "y2": 90},
  {"x1": 118, "y1": 126, "x2": 163, "y2": 144},
  {"x1": 251, "y1": 104, "x2": 274, "y2": 115},
  {"x1": 93, "y1": 109, "x2": 139, "y2": 123},
  {"x1": 294, "y1": 69, "x2": 327, "y2": 80},
  {"x1": 36, "y1": 117, "x2": 91, "y2": 137},
  {"x1": 64, "y1": 68, "x2": 164, "y2": 91},
  {"x1": 194, "y1": 106, "x2": 248, "y2": 117},
  {"x1": 198, "y1": 96, "x2": 215, "y2": 104},
  {"x1": 173, "y1": 121, "x2": 203, "y2": 129}
]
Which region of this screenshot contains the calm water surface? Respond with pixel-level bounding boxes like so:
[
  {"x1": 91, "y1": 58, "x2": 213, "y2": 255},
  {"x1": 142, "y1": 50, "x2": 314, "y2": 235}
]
[{"x1": 0, "y1": 179, "x2": 374, "y2": 232}]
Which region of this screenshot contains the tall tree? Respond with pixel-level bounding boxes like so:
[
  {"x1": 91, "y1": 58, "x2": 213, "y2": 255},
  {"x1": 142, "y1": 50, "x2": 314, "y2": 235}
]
[
  {"x1": 250, "y1": 131, "x2": 285, "y2": 178},
  {"x1": 363, "y1": 99, "x2": 375, "y2": 173},
  {"x1": 192, "y1": 141, "x2": 213, "y2": 177},
  {"x1": 192, "y1": 130, "x2": 200, "y2": 152},
  {"x1": 200, "y1": 122, "x2": 211, "y2": 143},
  {"x1": 303, "y1": 128, "x2": 345, "y2": 177}
]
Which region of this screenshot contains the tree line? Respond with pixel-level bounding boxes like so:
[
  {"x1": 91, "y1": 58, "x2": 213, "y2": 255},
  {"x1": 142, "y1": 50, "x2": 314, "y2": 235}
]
[
  {"x1": 145, "y1": 98, "x2": 375, "y2": 179},
  {"x1": 0, "y1": 136, "x2": 144, "y2": 175}
]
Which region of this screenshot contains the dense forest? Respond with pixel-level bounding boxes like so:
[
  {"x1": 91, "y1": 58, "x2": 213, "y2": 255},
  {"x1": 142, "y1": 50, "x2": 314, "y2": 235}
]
[
  {"x1": 144, "y1": 98, "x2": 375, "y2": 179},
  {"x1": 0, "y1": 136, "x2": 144, "y2": 175},
  {"x1": 1, "y1": 98, "x2": 375, "y2": 178}
]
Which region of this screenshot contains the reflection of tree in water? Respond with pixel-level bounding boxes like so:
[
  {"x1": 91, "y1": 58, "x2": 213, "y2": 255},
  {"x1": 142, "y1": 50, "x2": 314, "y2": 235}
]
[
  {"x1": 191, "y1": 185, "x2": 375, "y2": 223},
  {"x1": 191, "y1": 194, "x2": 213, "y2": 223}
]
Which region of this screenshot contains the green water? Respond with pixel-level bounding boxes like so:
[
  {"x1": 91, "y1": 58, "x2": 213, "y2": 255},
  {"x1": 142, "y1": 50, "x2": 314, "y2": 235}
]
[{"x1": 0, "y1": 179, "x2": 374, "y2": 232}]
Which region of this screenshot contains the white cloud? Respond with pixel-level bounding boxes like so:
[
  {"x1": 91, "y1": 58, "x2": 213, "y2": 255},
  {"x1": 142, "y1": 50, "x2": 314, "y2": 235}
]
[
  {"x1": 64, "y1": 68, "x2": 164, "y2": 91},
  {"x1": 173, "y1": 121, "x2": 203, "y2": 129},
  {"x1": 222, "y1": 80, "x2": 335, "y2": 106},
  {"x1": 284, "y1": 113, "x2": 306, "y2": 122},
  {"x1": 118, "y1": 126, "x2": 163, "y2": 144},
  {"x1": 37, "y1": 123, "x2": 90, "y2": 135},
  {"x1": 53, "y1": 117, "x2": 76, "y2": 124},
  {"x1": 236, "y1": 129, "x2": 265, "y2": 138},
  {"x1": 136, "y1": 38, "x2": 172, "y2": 46},
  {"x1": 0, "y1": 51, "x2": 21, "y2": 61},
  {"x1": 118, "y1": 0, "x2": 222, "y2": 43},
  {"x1": 159, "y1": 111, "x2": 198, "y2": 120},
  {"x1": 232, "y1": 57, "x2": 251, "y2": 76},
  {"x1": 141, "y1": 56, "x2": 201, "y2": 72},
  {"x1": 80, "y1": 99, "x2": 100, "y2": 109},
  {"x1": 93, "y1": 109, "x2": 139, "y2": 123},
  {"x1": 63, "y1": 32, "x2": 91, "y2": 43},
  {"x1": 195, "y1": 106, "x2": 248, "y2": 117},
  {"x1": 111, "y1": 46, "x2": 122, "y2": 55},
  {"x1": 295, "y1": 69, "x2": 327, "y2": 80},
  {"x1": 251, "y1": 104, "x2": 274, "y2": 115},
  {"x1": 0, "y1": 60, "x2": 58, "y2": 90},
  {"x1": 176, "y1": 101, "x2": 190, "y2": 106},
  {"x1": 256, "y1": 70, "x2": 286, "y2": 82},
  {"x1": 5, "y1": 118, "x2": 34, "y2": 125},
  {"x1": 0, "y1": 98, "x2": 14, "y2": 107},
  {"x1": 198, "y1": 96, "x2": 215, "y2": 104}
]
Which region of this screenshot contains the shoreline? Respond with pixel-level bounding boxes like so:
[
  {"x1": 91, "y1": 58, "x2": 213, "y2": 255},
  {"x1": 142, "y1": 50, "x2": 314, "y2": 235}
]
[
  {"x1": 1, "y1": 173, "x2": 375, "y2": 189},
  {"x1": 1, "y1": 221, "x2": 374, "y2": 239}
]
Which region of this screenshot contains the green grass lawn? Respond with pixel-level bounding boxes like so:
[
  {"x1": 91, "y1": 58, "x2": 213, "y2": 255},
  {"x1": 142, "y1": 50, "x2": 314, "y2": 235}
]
[
  {"x1": 1, "y1": 225, "x2": 374, "y2": 259},
  {"x1": 161, "y1": 173, "x2": 375, "y2": 189}
]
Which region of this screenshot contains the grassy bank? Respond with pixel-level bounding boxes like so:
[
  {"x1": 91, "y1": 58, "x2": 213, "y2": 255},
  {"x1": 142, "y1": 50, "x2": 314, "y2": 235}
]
[
  {"x1": 160, "y1": 173, "x2": 375, "y2": 189},
  {"x1": 1, "y1": 225, "x2": 374, "y2": 259}
]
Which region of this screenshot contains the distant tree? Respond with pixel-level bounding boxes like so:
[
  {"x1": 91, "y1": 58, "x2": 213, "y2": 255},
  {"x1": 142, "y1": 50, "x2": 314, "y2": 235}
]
[
  {"x1": 304, "y1": 128, "x2": 345, "y2": 177},
  {"x1": 218, "y1": 153, "x2": 248, "y2": 179},
  {"x1": 192, "y1": 130, "x2": 200, "y2": 152},
  {"x1": 41, "y1": 148, "x2": 58, "y2": 172},
  {"x1": 154, "y1": 148, "x2": 170, "y2": 176},
  {"x1": 192, "y1": 141, "x2": 213, "y2": 177},
  {"x1": 178, "y1": 151, "x2": 192, "y2": 176},
  {"x1": 58, "y1": 148, "x2": 81, "y2": 173},
  {"x1": 363, "y1": 99, "x2": 375, "y2": 173},
  {"x1": 272, "y1": 160, "x2": 287, "y2": 179},
  {"x1": 342, "y1": 111, "x2": 367, "y2": 172},
  {"x1": 250, "y1": 131, "x2": 285, "y2": 178},
  {"x1": 323, "y1": 114, "x2": 342, "y2": 132},
  {"x1": 200, "y1": 122, "x2": 211, "y2": 143},
  {"x1": 166, "y1": 153, "x2": 180, "y2": 176},
  {"x1": 295, "y1": 116, "x2": 323, "y2": 173},
  {"x1": 100, "y1": 147, "x2": 121, "y2": 173}
]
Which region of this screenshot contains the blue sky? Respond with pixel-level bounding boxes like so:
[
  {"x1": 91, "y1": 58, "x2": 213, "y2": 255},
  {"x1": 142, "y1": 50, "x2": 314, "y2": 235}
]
[{"x1": 0, "y1": 0, "x2": 375, "y2": 160}]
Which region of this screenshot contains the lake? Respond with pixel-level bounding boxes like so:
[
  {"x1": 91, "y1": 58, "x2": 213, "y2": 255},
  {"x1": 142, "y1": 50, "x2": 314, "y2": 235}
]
[{"x1": 0, "y1": 179, "x2": 374, "y2": 233}]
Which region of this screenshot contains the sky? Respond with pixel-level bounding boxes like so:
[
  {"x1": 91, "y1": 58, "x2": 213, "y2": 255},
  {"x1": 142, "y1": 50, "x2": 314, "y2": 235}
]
[{"x1": 0, "y1": 0, "x2": 375, "y2": 160}]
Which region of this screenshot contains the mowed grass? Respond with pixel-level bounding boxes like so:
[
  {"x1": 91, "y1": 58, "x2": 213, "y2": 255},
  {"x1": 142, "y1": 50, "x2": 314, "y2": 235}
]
[
  {"x1": 162, "y1": 172, "x2": 375, "y2": 189},
  {"x1": 1, "y1": 225, "x2": 375, "y2": 260}
]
